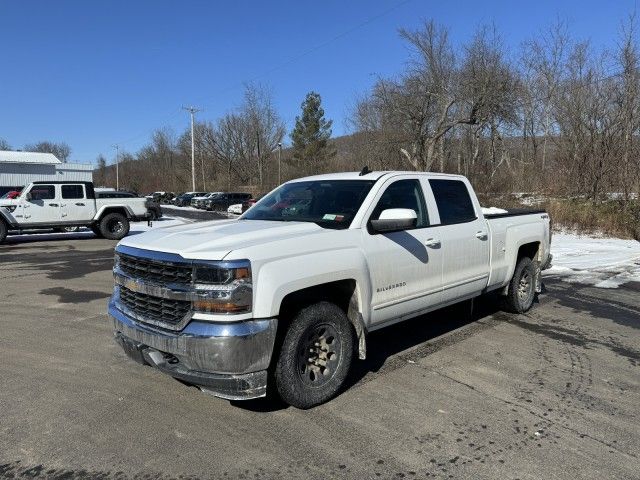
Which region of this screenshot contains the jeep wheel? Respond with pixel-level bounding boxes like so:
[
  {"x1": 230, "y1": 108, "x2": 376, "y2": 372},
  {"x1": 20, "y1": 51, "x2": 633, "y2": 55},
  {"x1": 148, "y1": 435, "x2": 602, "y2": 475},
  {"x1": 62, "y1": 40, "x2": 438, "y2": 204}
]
[
  {"x1": 99, "y1": 213, "x2": 130, "y2": 240},
  {"x1": 274, "y1": 301, "x2": 355, "y2": 409},
  {"x1": 504, "y1": 256, "x2": 536, "y2": 313}
]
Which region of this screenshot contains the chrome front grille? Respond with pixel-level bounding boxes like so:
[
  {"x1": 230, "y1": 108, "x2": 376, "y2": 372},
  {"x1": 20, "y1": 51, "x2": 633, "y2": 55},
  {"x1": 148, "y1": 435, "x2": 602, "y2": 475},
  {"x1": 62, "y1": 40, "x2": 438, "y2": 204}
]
[
  {"x1": 119, "y1": 287, "x2": 190, "y2": 328},
  {"x1": 118, "y1": 253, "x2": 192, "y2": 285}
]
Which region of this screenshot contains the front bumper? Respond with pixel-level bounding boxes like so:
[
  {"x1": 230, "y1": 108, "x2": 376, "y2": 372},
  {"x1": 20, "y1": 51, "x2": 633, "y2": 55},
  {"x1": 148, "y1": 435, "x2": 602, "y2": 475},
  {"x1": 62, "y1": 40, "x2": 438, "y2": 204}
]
[{"x1": 109, "y1": 300, "x2": 277, "y2": 400}]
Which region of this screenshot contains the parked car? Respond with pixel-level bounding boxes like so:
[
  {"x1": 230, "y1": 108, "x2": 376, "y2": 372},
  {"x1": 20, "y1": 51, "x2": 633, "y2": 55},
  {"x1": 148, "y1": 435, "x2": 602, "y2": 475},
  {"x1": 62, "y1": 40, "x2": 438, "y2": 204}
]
[
  {"x1": 191, "y1": 192, "x2": 222, "y2": 209},
  {"x1": 173, "y1": 192, "x2": 207, "y2": 207},
  {"x1": 98, "y1": 191, "x2": 162, "y2": 220},
  {"x1": 109, "y1": 171, "x2": 552, "y2": 408},
  {"x1": 0, "y1": 181, "x2": 149, "y2": 243},
  {"x1": 146, "y1": 191, "x2": 175, "y2": 204},
  {"x1": 227, "y1": 203, "x2": 243, "y2": 215},
  {"x1": 205, "y1": 192, "x2": 252, "y2": 211},
  {"x1": 241, "y1": 194, "x2": 265, "y2": 212}
]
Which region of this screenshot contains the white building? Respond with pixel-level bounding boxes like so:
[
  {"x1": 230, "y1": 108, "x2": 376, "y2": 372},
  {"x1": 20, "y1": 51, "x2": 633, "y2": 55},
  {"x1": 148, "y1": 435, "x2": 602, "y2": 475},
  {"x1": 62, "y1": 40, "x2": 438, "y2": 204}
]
[{"x1": 0, "y1": 150, "x2": 93, "y2": 196}]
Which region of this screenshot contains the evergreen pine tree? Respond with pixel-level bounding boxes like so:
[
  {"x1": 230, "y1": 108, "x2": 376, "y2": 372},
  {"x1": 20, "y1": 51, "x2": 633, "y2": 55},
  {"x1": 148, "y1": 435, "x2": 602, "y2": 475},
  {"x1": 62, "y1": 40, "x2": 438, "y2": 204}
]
[{"x1": 290, "y1": 92, "x2": 334, "y2": 174}]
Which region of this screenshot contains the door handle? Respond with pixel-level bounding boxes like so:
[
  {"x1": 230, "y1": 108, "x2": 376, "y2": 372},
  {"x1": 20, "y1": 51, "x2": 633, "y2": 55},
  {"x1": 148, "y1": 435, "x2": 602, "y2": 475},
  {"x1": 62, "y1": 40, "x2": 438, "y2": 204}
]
[
  {"x1": 48, "y1": 203, "x2": 59, "y2": 207},
  {"x1": 75, "y1": 203, "x2": 85, "y2": 206},
  {"x1": 424, "y1": 238, "x2": 441, "y2": 247},
  {"x1": 475, "y1": 231, "x2": 488, "y2": 240}
]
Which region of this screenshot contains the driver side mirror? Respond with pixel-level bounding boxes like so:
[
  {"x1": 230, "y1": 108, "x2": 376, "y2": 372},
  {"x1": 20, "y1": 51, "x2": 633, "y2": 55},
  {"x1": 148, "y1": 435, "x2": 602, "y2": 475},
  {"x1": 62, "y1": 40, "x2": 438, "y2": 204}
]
[{"x1": 370, "y1": 208, "x2": 417, "y2": 233}]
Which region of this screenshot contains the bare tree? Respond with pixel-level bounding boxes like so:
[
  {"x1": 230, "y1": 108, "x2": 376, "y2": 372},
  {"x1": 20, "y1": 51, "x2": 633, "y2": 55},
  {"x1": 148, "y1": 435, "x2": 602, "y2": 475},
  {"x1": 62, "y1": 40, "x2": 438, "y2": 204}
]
[
  {"x1": 24, "y1": 141, "x2": 71, "y2": 162},
  {"x1": 520, "y1": 21, "x2": 570, "y2": 172}
]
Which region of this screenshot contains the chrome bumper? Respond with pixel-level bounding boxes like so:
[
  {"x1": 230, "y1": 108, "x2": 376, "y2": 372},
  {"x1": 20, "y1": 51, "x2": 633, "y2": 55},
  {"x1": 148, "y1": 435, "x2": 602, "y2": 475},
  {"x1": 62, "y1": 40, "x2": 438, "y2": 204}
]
[{"x1": 109, "y1": 300, "x2": 277, "y2": 400}]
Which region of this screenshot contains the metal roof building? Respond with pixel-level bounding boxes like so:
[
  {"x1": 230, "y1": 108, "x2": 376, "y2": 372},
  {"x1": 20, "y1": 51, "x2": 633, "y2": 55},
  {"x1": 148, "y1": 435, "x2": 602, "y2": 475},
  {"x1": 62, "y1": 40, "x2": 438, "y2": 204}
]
[{"x1": 0, "y1": 150, "x2": 93, "y2": 196}]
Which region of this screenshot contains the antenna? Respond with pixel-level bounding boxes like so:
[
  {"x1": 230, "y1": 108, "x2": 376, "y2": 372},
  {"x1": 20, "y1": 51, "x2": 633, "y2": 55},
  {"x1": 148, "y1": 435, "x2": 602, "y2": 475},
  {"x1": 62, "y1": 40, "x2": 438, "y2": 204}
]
[{"x1": 359, "y1": 166, "x2": 372, "y2": 176}]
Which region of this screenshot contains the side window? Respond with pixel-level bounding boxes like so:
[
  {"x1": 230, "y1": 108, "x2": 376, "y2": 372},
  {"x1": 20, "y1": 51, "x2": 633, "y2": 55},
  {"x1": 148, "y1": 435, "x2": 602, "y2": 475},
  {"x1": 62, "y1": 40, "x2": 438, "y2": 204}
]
[
  {"x1": 429, "y1": 179, "x2": 476, "y2": 225},
  {"x1": 29, "y1": 185, "x2": 55, "y2": 201},
  {"x1": 370, "y1": 179, "x2": 428, "y2": 228},
  {"x1": 61, "y1": 184, "x2": 84, "y2": 199}
]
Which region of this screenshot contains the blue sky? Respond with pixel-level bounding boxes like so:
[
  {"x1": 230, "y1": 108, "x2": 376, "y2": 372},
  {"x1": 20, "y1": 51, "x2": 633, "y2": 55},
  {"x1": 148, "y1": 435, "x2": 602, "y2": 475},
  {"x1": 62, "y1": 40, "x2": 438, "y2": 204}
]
[{"x1": 0, "y1": 0, "x2": 637, "y2": 164}]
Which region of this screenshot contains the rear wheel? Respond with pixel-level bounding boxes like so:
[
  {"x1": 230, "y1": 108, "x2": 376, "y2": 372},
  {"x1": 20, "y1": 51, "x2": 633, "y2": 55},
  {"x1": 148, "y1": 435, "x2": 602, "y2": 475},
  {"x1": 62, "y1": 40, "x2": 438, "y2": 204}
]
[
  {"x1": 99, "y1": 213, "x2": 130, "y2": 240},
  {"x1": 504, "y1": 257, "x2": 536, "y2": 313},
  {"x1": 274, "y1": 302, "x2": 355, "y2": 409},
  {"x1": 0, "y1": 220, "x2": 7, "y2": 244}
]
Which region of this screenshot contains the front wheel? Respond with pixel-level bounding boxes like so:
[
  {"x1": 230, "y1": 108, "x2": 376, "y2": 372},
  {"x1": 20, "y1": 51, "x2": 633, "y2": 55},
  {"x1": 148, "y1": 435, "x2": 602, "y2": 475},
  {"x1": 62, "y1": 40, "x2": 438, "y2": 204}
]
[
  {"x1": 274, "y1": 302, "x2": 355, "y2": 409},
  {"x1": 504, "y1": 256, "x2": 536, "y2": 313},
  {"x1": 99, "y1": 213, "x2": 130, "y2": 240}
]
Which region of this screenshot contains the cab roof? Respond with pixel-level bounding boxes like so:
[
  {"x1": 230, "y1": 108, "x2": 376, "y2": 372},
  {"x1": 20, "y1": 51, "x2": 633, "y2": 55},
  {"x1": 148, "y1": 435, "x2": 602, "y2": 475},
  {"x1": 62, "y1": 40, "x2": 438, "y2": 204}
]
[{"x1": 289, "y1": 171, "x2": 466, "y2": 182}]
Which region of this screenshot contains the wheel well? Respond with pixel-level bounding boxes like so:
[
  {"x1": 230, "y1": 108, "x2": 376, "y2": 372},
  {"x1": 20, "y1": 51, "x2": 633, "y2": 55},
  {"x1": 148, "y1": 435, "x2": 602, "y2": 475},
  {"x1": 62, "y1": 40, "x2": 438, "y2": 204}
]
[
  {"x1": 97, "y1": 207, "x2": 129, "y2": 221},
  {"x1": 517, "y1": 242, "x2": 540, "y2": 262},
  {"x1": 279, "y1": 279, "x2": 357, "y2": 320},
  {"x1": 276, "y1": 279, "x2": 367, "y2": 360}
]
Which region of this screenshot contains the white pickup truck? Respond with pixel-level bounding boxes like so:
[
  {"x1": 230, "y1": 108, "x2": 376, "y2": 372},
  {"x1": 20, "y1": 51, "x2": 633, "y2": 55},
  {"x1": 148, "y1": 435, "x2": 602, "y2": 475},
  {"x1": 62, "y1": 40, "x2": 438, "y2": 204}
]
[
  {"x1": 0, "y1": 181, "x2": 149, "y2": 244},
  {"x1": 109, "y1": 171, "x2": 552, "y2": 408}
]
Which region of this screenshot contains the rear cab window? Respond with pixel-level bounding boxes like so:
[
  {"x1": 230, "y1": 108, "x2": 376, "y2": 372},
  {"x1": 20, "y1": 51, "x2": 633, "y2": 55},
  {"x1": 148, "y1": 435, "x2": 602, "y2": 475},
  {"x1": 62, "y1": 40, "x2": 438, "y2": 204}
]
[
  {"x1": 428, "y1": 179, "x2": 477, "y2": 225},
  {"x1": 61, "y1": 184, "x2": 85, "y2": 199}
]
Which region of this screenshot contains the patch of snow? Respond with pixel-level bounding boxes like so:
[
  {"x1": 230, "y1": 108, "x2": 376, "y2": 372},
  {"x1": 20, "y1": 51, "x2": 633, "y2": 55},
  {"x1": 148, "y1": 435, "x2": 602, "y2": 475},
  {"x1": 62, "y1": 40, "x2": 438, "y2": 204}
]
[
  {"x1": 482, "y1": 207, "x2": 509, "y2": 215},
  {"x1": 544, "y1": 233, "x2": 640, "y2": 288},
  {"x1": 163, "y1": 205, "x2": 205, "y2": 212}
]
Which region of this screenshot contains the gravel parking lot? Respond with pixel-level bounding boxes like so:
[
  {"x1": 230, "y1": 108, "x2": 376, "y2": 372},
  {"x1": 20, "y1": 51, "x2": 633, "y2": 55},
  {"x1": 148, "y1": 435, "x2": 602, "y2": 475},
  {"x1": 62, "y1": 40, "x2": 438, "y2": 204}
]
[{"x1": 1, "y1": 233, "x2": 639, "y2": 479}]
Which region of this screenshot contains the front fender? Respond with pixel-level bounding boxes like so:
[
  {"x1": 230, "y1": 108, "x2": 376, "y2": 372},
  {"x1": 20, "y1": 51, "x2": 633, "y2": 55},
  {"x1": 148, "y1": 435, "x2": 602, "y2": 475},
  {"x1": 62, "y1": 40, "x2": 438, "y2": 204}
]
[
  {"x1": 93, "y1": 204, "x2": 135, "y2": 221},
  {"x1": 252, "y1": 247, "x2": 371, "y2": 325},
  {"x1": 0, "y1": 207, "x2": 18, "y2": 228}
]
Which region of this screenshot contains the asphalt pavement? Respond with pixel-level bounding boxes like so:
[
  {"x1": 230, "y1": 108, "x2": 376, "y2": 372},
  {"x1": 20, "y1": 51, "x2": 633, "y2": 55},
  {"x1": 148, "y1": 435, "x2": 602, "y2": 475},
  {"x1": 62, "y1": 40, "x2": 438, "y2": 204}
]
[{"x1": 0, "y1": 232, "x2": 638, "y2": 479}]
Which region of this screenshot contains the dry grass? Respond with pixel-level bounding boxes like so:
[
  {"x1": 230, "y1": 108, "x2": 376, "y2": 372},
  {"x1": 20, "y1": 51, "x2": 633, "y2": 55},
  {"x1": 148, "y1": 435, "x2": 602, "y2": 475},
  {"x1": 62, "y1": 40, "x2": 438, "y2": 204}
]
[
  {"x1": 479, "y1": 193, "x2": 640, "y2": 240},
  {"x1": 542, "y1": 198, "x2": 640, "y2": 240}
]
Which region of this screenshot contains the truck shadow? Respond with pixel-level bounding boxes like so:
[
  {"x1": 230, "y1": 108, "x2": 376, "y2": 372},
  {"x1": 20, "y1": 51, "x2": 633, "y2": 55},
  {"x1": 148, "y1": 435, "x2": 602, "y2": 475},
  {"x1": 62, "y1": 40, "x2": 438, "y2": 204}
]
[{"x1": 234, "y1": 293, "x2": 506, "y2": 413}]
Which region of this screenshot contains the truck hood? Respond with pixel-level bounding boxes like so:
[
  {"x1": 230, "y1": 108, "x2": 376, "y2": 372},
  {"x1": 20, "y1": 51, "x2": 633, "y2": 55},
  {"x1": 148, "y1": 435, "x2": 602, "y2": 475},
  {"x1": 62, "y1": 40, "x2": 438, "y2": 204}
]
[
  {"x1": 0, "y1": 199, "x2": 17, "y2": 208},
  {"x1": 119, "y1": 219, "x2": 326, "y2": 260}
]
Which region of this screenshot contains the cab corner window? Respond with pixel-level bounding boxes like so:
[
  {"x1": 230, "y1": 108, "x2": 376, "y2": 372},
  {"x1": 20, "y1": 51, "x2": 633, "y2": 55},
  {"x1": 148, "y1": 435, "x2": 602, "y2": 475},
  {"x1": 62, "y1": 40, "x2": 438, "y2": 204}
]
[
  {"x1": 61, "y1": 184, "x2": 85, "y2": 199},
  {"x1": 370, "y1": 179, "x2": 428, "y2": 228},
  {"x1": 429, "y1": 179, "x2": 476, "y2": 225}
]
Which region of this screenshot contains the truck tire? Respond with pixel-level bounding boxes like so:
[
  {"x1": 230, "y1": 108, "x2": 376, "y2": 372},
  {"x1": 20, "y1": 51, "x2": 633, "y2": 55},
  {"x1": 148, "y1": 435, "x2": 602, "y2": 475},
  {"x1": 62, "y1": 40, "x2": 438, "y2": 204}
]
[
  {"x1": 0, "y1": 220, "x2": 7, "y2": 244},
  {"x1": 504, "y1": 256, "x2": 536, "y2": 313},
  {"x1": 99, "y1": 213, "x2": 130, "y2": 240},
  {"x1": 274, "y1": 301, "x2": 355, "y2": 409}
]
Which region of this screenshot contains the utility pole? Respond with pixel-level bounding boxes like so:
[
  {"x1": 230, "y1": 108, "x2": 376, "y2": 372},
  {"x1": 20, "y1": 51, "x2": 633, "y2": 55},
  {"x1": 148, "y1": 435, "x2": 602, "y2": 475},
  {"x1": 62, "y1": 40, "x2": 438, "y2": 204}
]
[
  {"x1": 277, "y1": 142, "x2": 282, "y2": 185},
  {"x1": 111, "y1": 144, "x2": 119, "y2": 190},
  {"x1": 182, "y1": 106, "x2": 201, "y2": 191}
]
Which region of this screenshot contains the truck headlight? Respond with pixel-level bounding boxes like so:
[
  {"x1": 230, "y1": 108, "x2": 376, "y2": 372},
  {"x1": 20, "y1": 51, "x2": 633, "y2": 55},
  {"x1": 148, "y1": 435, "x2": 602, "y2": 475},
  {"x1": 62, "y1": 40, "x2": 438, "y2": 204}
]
[{"x1": 193, "y1": 261, "x2": 252, "y2": 314}]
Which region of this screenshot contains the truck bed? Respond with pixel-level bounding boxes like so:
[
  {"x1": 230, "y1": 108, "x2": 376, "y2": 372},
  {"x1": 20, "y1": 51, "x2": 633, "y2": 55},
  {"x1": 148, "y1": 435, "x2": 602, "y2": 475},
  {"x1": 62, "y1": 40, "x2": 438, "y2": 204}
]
[{"x1": 484, "y1": 208, "x2": 546, "y2": 219}]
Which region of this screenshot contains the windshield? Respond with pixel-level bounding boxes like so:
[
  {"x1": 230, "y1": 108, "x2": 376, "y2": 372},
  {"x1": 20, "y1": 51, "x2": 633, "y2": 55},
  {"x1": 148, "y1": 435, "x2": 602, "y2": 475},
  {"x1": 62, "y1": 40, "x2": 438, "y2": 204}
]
[{"x1": 242, "y1": 180, "x2": 375, "y2": 229}]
